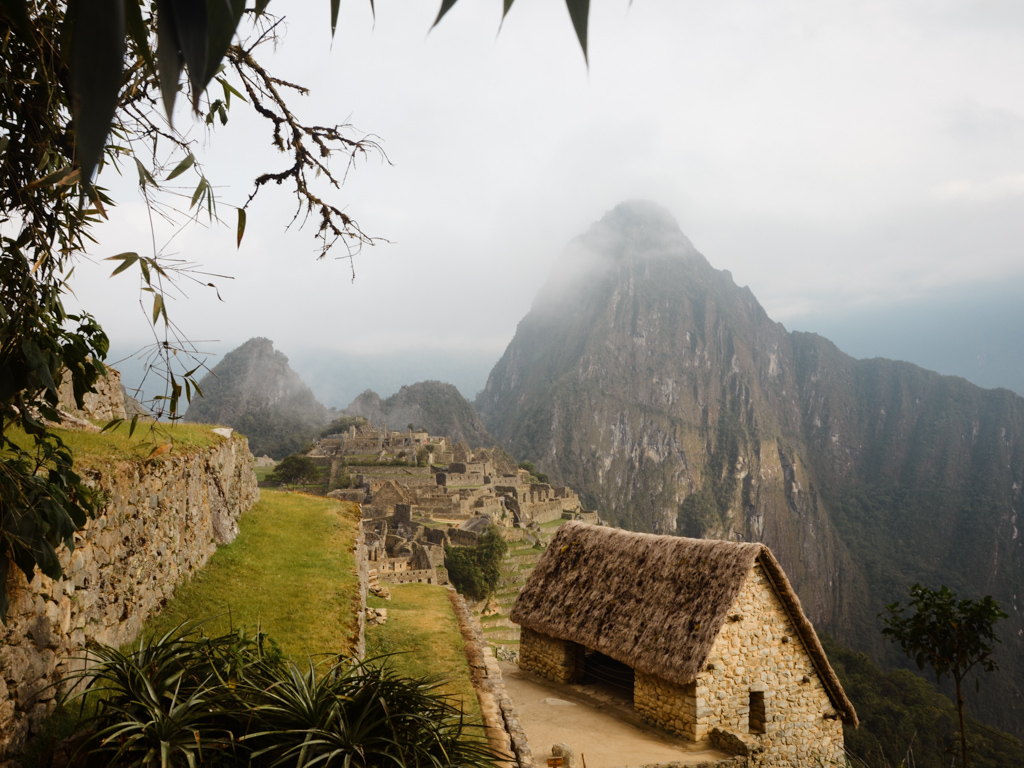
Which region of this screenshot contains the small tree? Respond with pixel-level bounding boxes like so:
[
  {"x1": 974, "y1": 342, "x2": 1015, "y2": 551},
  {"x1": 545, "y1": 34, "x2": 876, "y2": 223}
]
[
  {"x1": 268, "y1": 455, "x2": 319, "y2": 486},
  {"x1": 881, "y1": 584, "x2": 1008, "y2": 768}
]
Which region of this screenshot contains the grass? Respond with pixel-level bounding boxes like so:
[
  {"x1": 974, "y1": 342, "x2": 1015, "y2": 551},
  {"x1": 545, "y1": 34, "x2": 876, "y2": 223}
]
[
  {"x1": 144, "y1": 490, "x2": 362, "y2": 659},
  {"x1": 366, "y1": 584, "x2": 482, "y2": 723},
  {"x1": 5, "y1": 421, "x2": 224, "y2": 466},
  {"x1": 253, "y1": 465, "x2": 274, "y2": 482}
]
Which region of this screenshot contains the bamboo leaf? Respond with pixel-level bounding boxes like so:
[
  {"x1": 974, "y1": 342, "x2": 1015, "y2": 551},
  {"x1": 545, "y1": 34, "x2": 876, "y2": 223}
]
[
  {"x1": 152, "y1": 293, "x2": 164, "y2": 325},
  {"x1": 134, "y1": 157, "x2": 159, "y2": 187},
  {"x1": 125, "y1": 0, "x2": 155, "y2": 76},
  {"x1": 165, "y1": 153, "x2": 195, "y2": 181},
  {"x1": 432, "y1": 0, "x2": 458, "y2": 28},
  {"x1": 155, "y1": 0, "x2": 183, "y2": 120},
  {"x1": 564, "y1": 0, "x2": 589, "y2": 61},
  {"x1": 236, "y1": 208, "x2": 246, "y2": 248},
  {"x1": 190, "y1": 177, "x2": 208, "y2": 209},
  {"x1": 68, "y1": 0, "x2": 127, "y2": 183},
  {"x1": 106, "y1": 252, "x2": 140, "y2": 277}
]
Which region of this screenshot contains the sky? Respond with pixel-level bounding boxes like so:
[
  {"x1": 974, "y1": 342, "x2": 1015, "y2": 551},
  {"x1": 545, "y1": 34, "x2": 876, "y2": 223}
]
[{"x1": 67, "y1": 0, "x2": 1024, "y2": 407}]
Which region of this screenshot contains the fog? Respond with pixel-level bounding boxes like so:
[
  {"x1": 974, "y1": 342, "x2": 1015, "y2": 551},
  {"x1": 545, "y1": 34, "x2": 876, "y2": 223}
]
[{"x1": 65, "y1": 0, "x2": 1024, "y2": 404}]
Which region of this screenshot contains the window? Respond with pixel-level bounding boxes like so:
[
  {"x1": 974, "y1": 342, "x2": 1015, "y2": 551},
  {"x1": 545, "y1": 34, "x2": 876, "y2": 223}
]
[{"x1": 749, "y1": 690, "x2": 766, "y2": 734}]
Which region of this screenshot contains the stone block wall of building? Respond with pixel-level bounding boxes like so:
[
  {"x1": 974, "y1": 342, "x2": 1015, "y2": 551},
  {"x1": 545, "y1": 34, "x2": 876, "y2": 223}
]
[
  {"x1": 519, "y1": 628, "x2": 583, "y2": 685},
  {"x1": 634, "y1": 671, "x2": 701, "y2": 741},
  {"x1": 0, "y1": 434, "x2": 258, "y2": 759},
  {"x1": 697, "y1": 563, "x2": 845, "y2": 766},
  {"x1": 378, "y1": 568, "x2": 447, "y2": 586}
]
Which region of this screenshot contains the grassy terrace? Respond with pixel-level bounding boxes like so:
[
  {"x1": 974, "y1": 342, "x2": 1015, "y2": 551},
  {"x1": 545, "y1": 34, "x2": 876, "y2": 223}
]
[
  {"x1": 366, "y1": 584, "x2": 482, "y2": 723},
  {"x1": 5, "y1": 421, "x2": 224, "y2": 465},
  {"x1": 145, "y1": 490, "x2": 362, "y2": 658}
]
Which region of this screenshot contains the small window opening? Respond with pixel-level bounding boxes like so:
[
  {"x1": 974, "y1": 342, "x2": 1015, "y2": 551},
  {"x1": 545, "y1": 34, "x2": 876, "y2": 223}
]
[{"x1": 749, "y1": 690, "x2": 766, "y2": 734}]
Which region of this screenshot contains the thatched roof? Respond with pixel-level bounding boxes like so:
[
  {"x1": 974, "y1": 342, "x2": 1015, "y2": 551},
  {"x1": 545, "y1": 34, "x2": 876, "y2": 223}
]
[{"x1": 510, "y1": 522, "x2": 857, "y2": 725}]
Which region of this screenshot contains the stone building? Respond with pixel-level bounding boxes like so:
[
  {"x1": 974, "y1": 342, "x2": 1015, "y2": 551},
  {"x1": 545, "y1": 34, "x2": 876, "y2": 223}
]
[{"x1": 510, "y1": 522, "x2": 857, "y2": 766}]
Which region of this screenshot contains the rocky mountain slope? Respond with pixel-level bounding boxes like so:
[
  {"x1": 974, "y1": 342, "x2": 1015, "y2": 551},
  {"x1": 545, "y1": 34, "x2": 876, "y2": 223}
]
[
  {"x1": 184, "y1": 337, "x2": 329, "y2": 458},
  {"x1": 476, "y1": 200, "x2": 1024, "y2": 735},
  {"x1": 345, "y1": 381, "x2": 495, "y2": 448}
]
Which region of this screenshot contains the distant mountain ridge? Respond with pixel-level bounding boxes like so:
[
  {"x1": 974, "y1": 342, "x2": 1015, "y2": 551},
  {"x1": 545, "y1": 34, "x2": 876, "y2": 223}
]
[
  {"x1": 345, "y1": 381, "x2": 495, "y2": 448},
  {"x1": 184, "y1": 337, "x2": 330, "y2": 459},
  {"x1": 475, "y1": 200, "x2": 1024, "y2": 736}
]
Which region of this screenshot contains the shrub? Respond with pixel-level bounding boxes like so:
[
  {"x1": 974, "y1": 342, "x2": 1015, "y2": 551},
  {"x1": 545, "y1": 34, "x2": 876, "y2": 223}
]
[
  {"x1": 57, "y1": 624, "x2": 497, "y2": 767},
  {"x1": 445, "y1": 527, "x2": 508, "y2": 602}
]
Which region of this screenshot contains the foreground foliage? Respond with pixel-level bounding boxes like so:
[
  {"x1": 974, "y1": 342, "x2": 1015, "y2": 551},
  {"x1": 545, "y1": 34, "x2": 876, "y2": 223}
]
[
  {"x1": 821, "y1": 636, "x2": 1024, "y2": 768},
  {"x1": 881, "y1": 585, "x2": 1007, "y2": 768},
  {"x1": 55, "y1": 625, "x2": 497, "y2": 768}
]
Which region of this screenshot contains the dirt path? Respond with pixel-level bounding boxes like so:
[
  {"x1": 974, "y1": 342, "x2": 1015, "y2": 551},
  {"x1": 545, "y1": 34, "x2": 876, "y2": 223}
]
[{"x1": 499, "y1": 661, "x2": 729, "y2": 768}]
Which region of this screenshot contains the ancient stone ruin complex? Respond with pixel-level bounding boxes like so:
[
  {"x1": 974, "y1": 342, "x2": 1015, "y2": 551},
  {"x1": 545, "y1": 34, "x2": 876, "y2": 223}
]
[
  {"x1": 316, "y1": 425, "x2": 597, "y2": 586},
  {"x1": 510, "y1": 522, "x2": 857, "y2": 767}
]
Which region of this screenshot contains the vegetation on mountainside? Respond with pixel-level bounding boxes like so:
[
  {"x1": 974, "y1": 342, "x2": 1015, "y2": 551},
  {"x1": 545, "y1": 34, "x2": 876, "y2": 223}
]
[
  {"x1": 445, "y1": 526, "x2": 509, "y2": 602},
  {"x1": 319, "y1": 415, "x2": 369, "y2": 438},
  {"x1": 52, "y1": 625, "x2": 495, "y2": 768},
  {"x1": 822, "y1": 636, "x2": 1024, "y2": 768},
  {"x1": 365, "y1": 583, "x2": 483, "y2": 723},
  {"x1": 882, "y1": 585, "x2": 1008, "y2": 768},
  {"x1": 146, "y1": 491, "x2": 361, "y2": 658}
]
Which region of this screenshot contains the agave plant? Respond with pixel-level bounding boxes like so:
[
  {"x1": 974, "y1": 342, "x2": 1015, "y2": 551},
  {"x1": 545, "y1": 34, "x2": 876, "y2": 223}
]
[
  {"x1": 242, "y1": 656, "x2": 497, "y2": 767},
  {"x1": 59, "y1": 623, "x2": 264, "y2": 767},
  {"x1": 57, "y1": 626, "x2": 498, "y2": 768}
]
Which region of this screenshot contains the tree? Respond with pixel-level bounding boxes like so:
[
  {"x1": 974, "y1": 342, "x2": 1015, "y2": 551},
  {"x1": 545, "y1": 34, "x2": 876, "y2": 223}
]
[
  {"x1": 267, "y1": 454, "x2": 319, "y2": 485},
  {"x1": 444, "y1": 525, "x2": 508, "y2": 602},
  {"x1": 882, "y1": 584, "x2": 1008, "y2": 768},
  {"x1": 0, "y1": 0, "x2": 592, "y2": 621}
]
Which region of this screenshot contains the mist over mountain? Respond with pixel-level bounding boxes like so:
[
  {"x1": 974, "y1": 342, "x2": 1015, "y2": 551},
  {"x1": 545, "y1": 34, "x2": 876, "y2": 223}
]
[
  {"x1": 476, "y1": 200, "x2": 1024, "y2": 736},
  {"x1": 345, "y1": 381, "x2": 495, "y2": 448},
  {"x1": 184, "y1": 337, "x2": 330, "y2": 459}
]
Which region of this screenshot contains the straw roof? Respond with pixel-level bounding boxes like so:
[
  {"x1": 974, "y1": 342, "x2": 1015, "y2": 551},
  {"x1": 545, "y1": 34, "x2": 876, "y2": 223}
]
[{"x1": 510, "y1": 522, "x2": 857, "y2": 725}]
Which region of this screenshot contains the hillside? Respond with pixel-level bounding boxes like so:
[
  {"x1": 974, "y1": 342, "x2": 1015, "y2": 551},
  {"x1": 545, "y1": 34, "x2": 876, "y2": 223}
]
[
  {"x1": 476, "y1": 200, "x2": 1024, "y2": 736},
  {"x1": 345, "y1": 381, "x2": 495, "y2": 448},
  {"x1": 184, "y1": 338, "x2": 330, "y2": 458}
]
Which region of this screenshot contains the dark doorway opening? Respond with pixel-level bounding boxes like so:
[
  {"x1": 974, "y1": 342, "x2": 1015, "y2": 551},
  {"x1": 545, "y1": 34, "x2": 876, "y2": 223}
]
[{"x1": 581, "y1": 649, "x2": 635, "y2": 703}]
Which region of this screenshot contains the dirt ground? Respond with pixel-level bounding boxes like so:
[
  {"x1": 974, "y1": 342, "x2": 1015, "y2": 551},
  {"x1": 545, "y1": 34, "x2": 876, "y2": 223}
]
[{"x1": 498, "y1": 661, "x2": 730, "y2": 768}]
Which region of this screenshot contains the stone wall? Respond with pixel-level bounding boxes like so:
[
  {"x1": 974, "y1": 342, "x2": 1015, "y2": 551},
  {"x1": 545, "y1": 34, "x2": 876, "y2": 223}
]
[
  {"x1": 57, "y1": 367, "x2": 127, "y2": 422},
  {"x1": 519, "y1": 628, "x2": 583, "y2": 685},
  {"x1": 378, "y1": 568, "x2": 447, "y2": 586},
  {"x1": 696, "y1": 563, "x2": 845, "y2": 766},
  {"x1": 634, "y1": 671, "x2": 700, "y2": 741},
  {"x1": 0, "y1": 434, "x2": 258, "y2": 759}
]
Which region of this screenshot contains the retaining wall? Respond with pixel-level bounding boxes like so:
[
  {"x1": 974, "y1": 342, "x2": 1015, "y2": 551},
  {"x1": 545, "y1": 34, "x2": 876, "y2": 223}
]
[{"x1": 0, "y1": 434, "x2": 258, "y2": 759}]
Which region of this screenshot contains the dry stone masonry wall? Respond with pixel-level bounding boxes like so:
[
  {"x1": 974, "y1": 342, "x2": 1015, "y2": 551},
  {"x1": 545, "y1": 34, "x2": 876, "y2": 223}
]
[
  {"x1": 697, "y1": 564, "x2": 844, "y2": 766},
  {"x1": 0, "y1": 434, "x2": 258, "y2": 759}
]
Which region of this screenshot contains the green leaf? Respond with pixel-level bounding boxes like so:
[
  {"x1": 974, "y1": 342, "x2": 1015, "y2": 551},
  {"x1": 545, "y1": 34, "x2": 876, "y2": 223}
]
[
  {"x1": 432, "y1": 0, "x2": 459, "y2": 28},
  {"x1": 190, "y1": 177, "x2": 209, "y2": 209},
  {"x1": 564, "y1": 0, "x2": 589, "y2": 61},
  {"x1": 236, "y1": 207, "x2": 246, "y2": 248},
  {"x1": 152, "y1": 293, "x2": 164, "y2": 325},
  {"x1": 134, "y1": 157, "x2": 159, "y2": 187},
  {"x1": 125, "y1": 0, "x2": 156, "y2": 76},
  {"x1": 165, "y1": 153, "x2": 195, "y2": 181},
  {"x1": 204, "y1": 0, "x2": 245, "y2": 88},
  {"x1": 170, "y1": 0, "x2": 209, "y2": 109},
  {"x1": 107, "y1": 252, "x2": 140, "y2": 277},
  {"x1": 68, "y1": 0, "x2": 127, "y2": 183},
  {"x1": 129, "y1": 413, "x2": 140, "y2": 437},
  {"x1": 255, "y1": 0, "x2": 271, "y2": 14},
  {"x1": 331, "y1": 0, "x2": 341, "y2": 36},
  {"x1": 503, "y1": 0, "x2": 514, "y2": 18},
  {"x1": 155, "y1": 0, "x2": 184, "y2": 120}
]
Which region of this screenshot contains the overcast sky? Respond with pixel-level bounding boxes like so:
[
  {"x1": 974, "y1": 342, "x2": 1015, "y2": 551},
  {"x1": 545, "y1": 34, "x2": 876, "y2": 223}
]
[{"x1": 67, "y1": 0, "x2": 1024, "y2": 405}]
